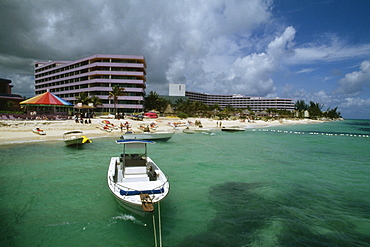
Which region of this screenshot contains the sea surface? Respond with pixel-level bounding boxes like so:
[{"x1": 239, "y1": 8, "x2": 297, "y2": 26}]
[{"x1": 0, "y1": 119, "x2": 369, "y2": 247}]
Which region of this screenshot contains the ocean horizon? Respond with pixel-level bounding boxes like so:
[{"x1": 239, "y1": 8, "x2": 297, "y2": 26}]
[{"x1": 1, "y1": 119, "x2": 369, "y2": 246}]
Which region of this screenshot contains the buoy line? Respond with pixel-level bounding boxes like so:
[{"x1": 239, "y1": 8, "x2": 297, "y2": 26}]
[{"x1": 251, "y1": 129, "x2": 369, "y2": 138}]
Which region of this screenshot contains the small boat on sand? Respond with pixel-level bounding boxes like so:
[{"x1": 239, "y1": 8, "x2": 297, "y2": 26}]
[
  {"x1": 221, "y1": 126, "x2": 245, "y2": 132},
  {"x1": 63, "y1": 130, "x2": 92, "y2": 146},
  {"x1": 32, "y1": 127, "x2": 46, "y2": 135},
  {"x1": 183, "y1": 127, "x2": 196, "y2": 134},
  {"x1": 107, "y1": 140, "x2": 170, "y2": 214}
]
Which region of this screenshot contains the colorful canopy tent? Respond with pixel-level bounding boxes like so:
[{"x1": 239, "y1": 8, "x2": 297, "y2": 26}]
[
  {"x1": 20, "y1": 92, "x2": 73, "y2": 106},
  {"x1": 20, "y1": 92, "x2": 73, "y2": 117}
]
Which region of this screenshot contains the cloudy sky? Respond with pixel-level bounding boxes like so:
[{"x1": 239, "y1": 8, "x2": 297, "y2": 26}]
[{"x1": 1, "y1": 0, "x2": 369, "y2": 118}]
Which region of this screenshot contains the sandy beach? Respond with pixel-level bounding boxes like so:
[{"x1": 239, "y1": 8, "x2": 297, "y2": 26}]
[{"x1": 0, "y1": 117, "x2": 324, "y2": 145}]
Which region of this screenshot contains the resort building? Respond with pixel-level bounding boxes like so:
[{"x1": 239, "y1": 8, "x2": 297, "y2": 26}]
[
  {"x1": 34, "y1": 54, "x2": 147, "y2": 114},
  {"x1": 185, "y1": 91, "x2": 295, "y2": 112},
  {"x1": 0, "y1": 78, "x2": 23, "y2": 111}
]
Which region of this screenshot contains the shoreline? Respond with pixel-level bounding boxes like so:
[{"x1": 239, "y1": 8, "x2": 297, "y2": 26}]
[{"x1": 0, "y1": 117, "x2": 327, "y2": 145}]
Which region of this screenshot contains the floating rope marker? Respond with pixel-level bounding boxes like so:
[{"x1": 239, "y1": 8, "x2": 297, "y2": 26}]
[{"x1": 251, "y1": 129, "x2": 369, "y2": 138}]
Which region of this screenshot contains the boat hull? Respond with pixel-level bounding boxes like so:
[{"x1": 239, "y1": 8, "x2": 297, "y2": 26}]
[
  {"x1": 63, "y1": 130, "x2": 91, "y2": 146},
  {"x1": 121, "y1": 132, "x2": 174, "y2": 141},
  {"x1": 111, "y1": 191, "x2": 157, "y2": 216},
  {"x1": 32, "y1": 129, "x2": 46, "y2": 135},
  {"x1": 183, "y1": 128, "x2": 212, "y2": 134},
  {"x1": 107, "y1": 155, "x2": 170, "y2": 215},
  {"x1": 221, "y1": 128, "x2": 245, "y2": 132},
  {"x1": 63, "y1": 137, "x2": 84, "y2": 146}
]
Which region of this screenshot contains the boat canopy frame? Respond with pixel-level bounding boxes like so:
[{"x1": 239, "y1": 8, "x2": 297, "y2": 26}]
[{"x1": 116, "y1": 140, "x2": 155, "y2": 167}]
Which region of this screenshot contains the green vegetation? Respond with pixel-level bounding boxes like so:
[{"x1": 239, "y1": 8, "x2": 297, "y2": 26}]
[
  {"x1": 144, "y1": 91, "x2": 342, "y2": 120},
  {"x1": 295, "y1": 100, "x2": 341, "y2": 119},
  {"x1": 144, "y1": 91, "x2": 170, "y2": 112},
  {"x1": 75, "y1": 92, "x2": 91, "y2": 105},
  {"x1": 89, "y1": 95, "x2": 103, "y2": 107},
  {"x1": 108, "y1": 85, "x2": 125, "y2": 114},
  {"x1": 75, "y1": 92, "x2": 103, "y2": 107},
  {"x1": 7, "y1": 89, "x2": 339, "y2": 121}
]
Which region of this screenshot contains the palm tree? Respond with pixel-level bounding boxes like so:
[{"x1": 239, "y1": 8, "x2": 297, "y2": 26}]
[
  {"x1": 295, "y1": 100, "x2": 308, "y2": 118},
  {"x1": 324, "y1": 107, "x2": 341, "y2": 119},
  {"x1": 223, "y1": 104, "x2": 235, "y2": 116},
  {"x1": 175, "y1": 98, "x2": 193, "y2": 115},
  {"x1": 157, "y1": 98, "x2": 171, "y2": 113},
  {"x1": 75, "y1": 92, "x2": 91, "y2": 105},
  {"x1": 308, "y1": 101, "x2": 323, "y2": 119},
  {"x1": 192, "y1": 101, "x2": 208, "y2": 116},
  {"x1": 108, "y1": 85, "x2": 125, "y2": 114},
  {"x1": 144, "y1": 91, "x2": 160, "y2": 111},
  {"x1": 90, "y1": 95, "x2": 103, "y2": 107}
]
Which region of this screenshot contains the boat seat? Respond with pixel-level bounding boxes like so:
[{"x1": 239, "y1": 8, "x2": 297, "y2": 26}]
[
  {"x1": 125, "y1": 167, "x2": 147, "y2": 175},
  {"x1": 125, "y1": 174, "x2": 148, "y2": 178},
  {"x1": 123, "y1": 174, "x2": 149, "y2": 182},
  {"x1": 125, "y1": 159, "x2": 146, "y2": 167}
]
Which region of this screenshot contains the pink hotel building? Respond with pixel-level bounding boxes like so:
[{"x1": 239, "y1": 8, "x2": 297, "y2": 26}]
[
  {"x1": 34, "y1": 54, "x2": 147, "y2": 113},
  {"x1": 185, "y1": 91, "x2": 295, "y2": 112},
  {"x1": 34, "y1": 54, "x2": 294, "y2": 114}
]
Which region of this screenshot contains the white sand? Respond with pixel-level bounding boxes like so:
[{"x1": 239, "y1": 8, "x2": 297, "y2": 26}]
[{"x1": 0, "y1": 117, "x2": 324, "y2": 145}]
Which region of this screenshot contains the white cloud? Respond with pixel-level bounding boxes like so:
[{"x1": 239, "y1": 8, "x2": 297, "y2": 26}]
[
  {"x1": 341, "y1": 97, "x2": 370, "y2": 108},
  {"x1": 166, "y1": 26, "x2": 296, "y2": 96},
  {"x1": 162, "y1": 0, "x2": 275, "y2": 95},
  {"x1": 296, "y1": 68, "x2": 317, "y2": 74},
  {"x1": 337, "y1": 60, "x2": 370, "y2": 95},
  {"x1": 339, "y1": 97, "x2": 370, "y2": 119},
  {"x1": 286, "y1": 40, "x2": 370, "y2": 65}
]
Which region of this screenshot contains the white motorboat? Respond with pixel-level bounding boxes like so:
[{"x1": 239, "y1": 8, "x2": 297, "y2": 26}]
[
  {"x1": 221, "y1": 126, "x2": 245, "y2": 132},
  {"x1": 121, "y1": 130, "x2": 175, "y2": 141},
  {"x1": 107, "y1": 140, "x2": 170, "y2": 214},
  {"x1": 32, "y1": 127, "x2": 46, "y2": 135},
  {"x1": 63, "y1": 130, "x2": 92, "y2": 146},
  {"x1": 183, "y1": 127, "x2": 212, "y2": 134}
]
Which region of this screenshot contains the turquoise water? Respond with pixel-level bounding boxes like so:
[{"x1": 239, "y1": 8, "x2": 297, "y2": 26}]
[{"x1": 1, "y1": 120, "x2": 369, "y2": 246}]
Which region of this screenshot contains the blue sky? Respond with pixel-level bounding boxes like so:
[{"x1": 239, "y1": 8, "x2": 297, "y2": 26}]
[
  {"x1": 270, "y1": 0, "x2": 370, "y2": 118},
  {"x1": 0, "y1": 0, "x2": 369, "y2": 118}
]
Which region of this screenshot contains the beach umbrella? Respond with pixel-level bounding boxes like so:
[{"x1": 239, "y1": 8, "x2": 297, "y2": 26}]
[
  {"x1": 73, "y1": 104, "x2": 95, "y2": 109},
  {"x1": 20, "y1": 92, "x2": 73, "y2": 106}
]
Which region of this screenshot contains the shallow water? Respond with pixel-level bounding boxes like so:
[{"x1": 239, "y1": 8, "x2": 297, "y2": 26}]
[{"x1": 1, "y1": 120, "x2": 369, "y2": 246}]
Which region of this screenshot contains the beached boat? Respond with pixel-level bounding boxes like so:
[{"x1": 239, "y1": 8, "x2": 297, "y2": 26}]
[
  {"x1": 107, "y1": 140, "x2": 170, "y2": 214},
  {"x1": 63, "y1": 130, "x2": 92, "y2": 146},
  {"x1": 121, "y1": 130, "x2": 175, "y2": 141},
  {"x1": 221, "y1": 126, "x2": 245, "y2": 132},
  {"x1": 32, "y1": 127, "x2": 46, "y2": 135},
  {"x1": 183, "y1": 127, "x2": 196, "y2": 134},
  {"x1": 99, "y1": 120, "x2": 118, "y2": 132}
]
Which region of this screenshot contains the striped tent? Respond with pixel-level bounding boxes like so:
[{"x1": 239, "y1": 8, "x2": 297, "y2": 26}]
[{"x1": 20, "y1": 92, "x2": 73, "y2": 106}]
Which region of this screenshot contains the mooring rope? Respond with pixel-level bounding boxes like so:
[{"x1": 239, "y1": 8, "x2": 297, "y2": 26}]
[
  {"x1": 152, "y1": 214, "x2": 158, "y2": 247},
  {"x1": 152, "y1": 202, "x2": 163, "y2": 247},
  {"x1": 158, "y1": 201, "x2": 162, "y2": 247},
  {"x1": 182, "y1": 134, "x2": 221, "y2": 150}
]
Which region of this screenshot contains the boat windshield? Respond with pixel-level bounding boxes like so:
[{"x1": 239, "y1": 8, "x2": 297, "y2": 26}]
[{"x1": 123, "y1": 143, "x2": 147, "y2": 158}]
